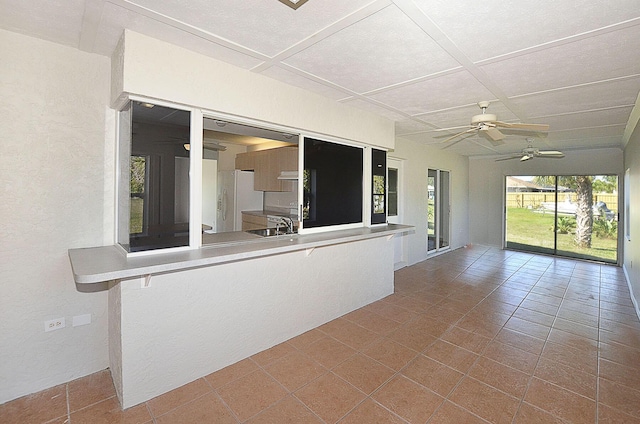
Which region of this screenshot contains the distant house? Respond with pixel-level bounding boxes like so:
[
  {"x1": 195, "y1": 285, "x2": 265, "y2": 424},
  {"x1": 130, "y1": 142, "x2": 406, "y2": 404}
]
[
  {"x1": 506, "y1": 176, "x2": 554, "y2": 192},
  {"x1": 506, "y1": 176, "x2": 570, "y2": 193}
]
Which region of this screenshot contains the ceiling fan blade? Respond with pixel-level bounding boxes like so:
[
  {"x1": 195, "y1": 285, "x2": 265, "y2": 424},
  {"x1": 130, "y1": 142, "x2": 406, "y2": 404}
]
[
  {"x1": 481, "y1": 126, "x2": 505, "y2": 145},
  {"x1": 203, "y1": 141, "x2": 227, "y2": 151},
  {"x1": 495, "y1": 121, "x2": 550, "y2": 132},
  {"x1": 495, "y1": 155, "x2": 521, "y2": 162},
  {"x1": 440, "y1": 128, "x2": 476, "y2": 144},
  {"x1": 537, "y1": 150, "x2": 564, "y2": 157},
  {"x1": 520, "y1": 155, "x2": 532, "y2": 161},
  {"x1": 537, "y1": 152, "x2": 564, "y2": 159},
  {"x1": 432, "y1": 125, "x2": 473, "y2": 132}
]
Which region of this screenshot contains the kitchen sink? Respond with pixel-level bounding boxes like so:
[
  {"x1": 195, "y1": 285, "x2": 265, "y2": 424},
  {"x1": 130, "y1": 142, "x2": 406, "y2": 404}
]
[{"x1": 245, "y1": 227, "x2": 297, "y2": 237}]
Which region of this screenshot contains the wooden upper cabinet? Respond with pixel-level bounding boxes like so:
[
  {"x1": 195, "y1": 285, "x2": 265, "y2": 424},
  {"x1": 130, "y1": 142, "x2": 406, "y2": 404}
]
[
  {"x1": 235, "y1": 146, "x2": 298, "y2": 192},
  {"x1": 235, "y1": 151, "x2": 255, "y2": 170},
  {"x1": 277, "y1": 146, "x2": 298, "y2": 172}
]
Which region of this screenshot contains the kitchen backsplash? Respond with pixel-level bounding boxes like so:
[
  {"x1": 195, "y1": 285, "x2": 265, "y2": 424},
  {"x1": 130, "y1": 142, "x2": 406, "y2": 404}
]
[{"x1": 264, "y1": 183, "x2": 298, "y2": 217}]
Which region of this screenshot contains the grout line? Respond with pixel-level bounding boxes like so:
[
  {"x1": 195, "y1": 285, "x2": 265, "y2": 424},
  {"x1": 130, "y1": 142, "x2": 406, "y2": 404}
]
[
  {"x1": 511, "y1": 256, "x2": 573, "y2": 423},
  {"x1": 144, "y1": 401, "x2": 158, "y2": 424},
  {"x1": 391, "y1": 248, "x2": 535, "y2": 422},
  {"x1": 65, "y1": 383, "x2": 70, "y2": 424},
  {"x1": 596, "y1": 264, "x2": 602, "y2": 424}
]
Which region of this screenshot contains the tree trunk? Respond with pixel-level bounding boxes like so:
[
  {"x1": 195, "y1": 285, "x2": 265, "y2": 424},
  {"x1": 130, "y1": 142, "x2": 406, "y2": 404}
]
[{"x1": 574, "y1": 176, "x2": 593, "y2": 248}]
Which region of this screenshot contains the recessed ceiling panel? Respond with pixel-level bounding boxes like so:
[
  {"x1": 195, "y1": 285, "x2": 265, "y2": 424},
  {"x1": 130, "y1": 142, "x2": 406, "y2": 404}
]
[
  {"x1": 480, "y1": 25, "x2": 640, "y2": 96},
  {"x1": 340, "y1": 98, "x2": 408, "y2": 122},
  {"x1": 367, "y1": 70, "x2": 494, "y2": 115},
  {"x1": 444, "y1": 136, "x2": 503, "y2": 156},
  {"x1": 283, "y1": 5, "x2": 460, "y2": 93},
  {"x1": 94, "y1": 2, "x2": 264, "y2": 68},
  {"x1": 259, "y1": 65, "x2": 351, "y2": 101},
  {"x1": 396, "y1": 132, "x2": 442, "y2": 145},
  {"x1": 510, "y1": 76, "x2": 640, "y2": 118},
  {"x1": 395, "y1": 119, "x2": 439, "y2": 136},
  {"x1": 539, "y1": 106, "x2": 633, "y2": 132},
  {"x1": 558, "y1": 136, "x2": 624, "y2": 150},
  {"x1": 547, "y1": 125, "x2": 626, "y2": 141},
  {"x1": 128, "y1": 0, "x2": 374, "y2": 56},
  {"x1": 413, "y1": 0, "x2": 640, "y2": 62}
]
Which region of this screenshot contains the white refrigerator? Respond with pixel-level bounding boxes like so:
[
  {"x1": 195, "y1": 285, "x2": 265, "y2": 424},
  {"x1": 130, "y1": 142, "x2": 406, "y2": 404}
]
[{"x1": 216, "y1": 170, "x2": 263, "y2": 232}]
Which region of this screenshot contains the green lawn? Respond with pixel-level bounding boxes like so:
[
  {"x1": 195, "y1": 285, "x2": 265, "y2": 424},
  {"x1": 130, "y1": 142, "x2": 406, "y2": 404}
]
[
  {"x1": 130, "y1": 197, "x2": 144, "y2": 234},
  {"x1": 506, "y1": 207, "x2": 617, "y2": 263}
]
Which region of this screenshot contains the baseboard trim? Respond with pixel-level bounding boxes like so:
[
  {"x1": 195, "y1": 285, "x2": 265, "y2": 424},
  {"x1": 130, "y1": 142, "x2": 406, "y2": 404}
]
[{"x1": 623, "y1": 263, "x2": 640, "y2": 322}]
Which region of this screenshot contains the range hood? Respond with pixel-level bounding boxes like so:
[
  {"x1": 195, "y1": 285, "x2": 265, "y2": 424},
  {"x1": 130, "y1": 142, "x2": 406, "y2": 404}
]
[{"x1": 277, "y1": 170, "x2": 298, "y2": 180}]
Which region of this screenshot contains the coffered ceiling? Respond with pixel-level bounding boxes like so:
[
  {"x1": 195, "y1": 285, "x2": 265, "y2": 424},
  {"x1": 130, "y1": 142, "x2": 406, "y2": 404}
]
[{"x1": 2, "y1": 0, "x2": 639, "y2": 157}]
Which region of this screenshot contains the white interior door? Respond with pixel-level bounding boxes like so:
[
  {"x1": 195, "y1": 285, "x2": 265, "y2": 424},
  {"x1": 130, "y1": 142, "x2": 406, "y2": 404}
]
[{"x1": 388, "y1": 158, "x2": 407, "y2": 270}]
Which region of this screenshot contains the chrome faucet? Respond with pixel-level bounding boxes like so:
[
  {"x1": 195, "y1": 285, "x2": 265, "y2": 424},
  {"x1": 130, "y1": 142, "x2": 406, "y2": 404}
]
[{"x1": 276, "y1": 217, "x2": 294, "y2": 235}]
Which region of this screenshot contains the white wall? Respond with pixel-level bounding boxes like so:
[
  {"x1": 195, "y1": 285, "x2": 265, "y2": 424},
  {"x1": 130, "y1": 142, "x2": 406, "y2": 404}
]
[
  {"x1": 113, "y1": 236, "x2": 394, "y2": 407},
  {"x1": 217, "y1": 143, "x2": 247, "y2": 171},
  {"x1": 469, "y1": 148, "x2": 624, "y2": 248},
  {"x1": 623, "y1": 105, "x2": 640, "y2": 315},
  {"x1": 392, "y1": 137, "x2": 470, "y2": 266},
  {"x1": 0, "y1": 30, "x2": 112, "y2": 403}
]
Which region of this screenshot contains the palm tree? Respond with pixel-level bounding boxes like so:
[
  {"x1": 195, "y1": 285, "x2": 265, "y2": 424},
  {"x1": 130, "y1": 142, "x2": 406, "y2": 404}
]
[
  {"x1": 532, "y1": 175, "x2": 594, "y2": 248},
  {"x1": 571, "y1": 176, "x2": 593, "y2": 248}
]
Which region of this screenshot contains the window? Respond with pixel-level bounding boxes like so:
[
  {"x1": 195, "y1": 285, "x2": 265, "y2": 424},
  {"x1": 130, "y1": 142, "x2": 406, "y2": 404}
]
[
  {"x1": 388, "y1": 168, "x2": 398, "y2": 217},
  {"x1": 625, "y1": 168, "x2": 631, "y2": 241},
  {"x1": 303, "y1": 137, "x2": 363, "y2": 229},
  {"x1": 372, "y1": 149, "x2": 387, "y2": 224},
  {"x1": 129, "y1": 155, "x2": 147, "y2": 234},
  {"x1": 117, "y1": 99, "x2": 375, "y2": 253},
  {"x1": 118, "y1": 101, "x2": 191, "y2": 252}
]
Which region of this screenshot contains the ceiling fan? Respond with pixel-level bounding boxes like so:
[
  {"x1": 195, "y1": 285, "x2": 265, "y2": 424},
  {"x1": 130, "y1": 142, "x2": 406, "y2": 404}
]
[
  {"x1": 495, "y1": 139, "x2": 564, "y2": 162},
  {"x1": 184, "y1": 140, "x2": 227, "y2": 151},
  {"x1": 437, "y1": 101, "x2": 550, "y2": 146},
  {"x1": 159, "y1": 135, "x2": 227, "y2": 152}
]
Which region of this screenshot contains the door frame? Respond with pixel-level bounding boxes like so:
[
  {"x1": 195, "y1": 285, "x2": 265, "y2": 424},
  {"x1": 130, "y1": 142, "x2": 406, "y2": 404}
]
[
  {"x1": 427, "y1": 168, "x2": 451, "y2": 255},
  {"x1": 388, "y1": 157, "x2": 407, "y2": 270}
]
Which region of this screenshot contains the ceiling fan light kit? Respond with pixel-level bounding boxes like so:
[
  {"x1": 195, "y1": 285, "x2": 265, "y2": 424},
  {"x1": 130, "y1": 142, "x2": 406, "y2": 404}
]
[{"x1": 471, "y1": 113, "x2": 497, "y2": 125}]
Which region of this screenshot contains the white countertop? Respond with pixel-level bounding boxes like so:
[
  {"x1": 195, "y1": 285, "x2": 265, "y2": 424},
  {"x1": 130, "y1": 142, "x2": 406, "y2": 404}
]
[{"x1": 68, "y1": 224, "x2": 414, "y2": 285}]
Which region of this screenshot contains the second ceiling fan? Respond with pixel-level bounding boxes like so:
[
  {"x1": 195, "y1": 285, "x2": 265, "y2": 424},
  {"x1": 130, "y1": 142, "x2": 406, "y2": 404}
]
[
  {"x1": 437, "y1": 101, "x2": 550, "y2": 146},
  {"x1": 495, "y1": 139, "x2": 564, "y2": 162}
]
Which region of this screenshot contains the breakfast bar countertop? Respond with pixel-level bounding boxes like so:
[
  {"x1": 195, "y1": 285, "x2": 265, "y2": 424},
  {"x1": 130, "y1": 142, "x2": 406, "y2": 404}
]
[{"x1": 69, "y1": 224, "x2": 414, "y2": 285}]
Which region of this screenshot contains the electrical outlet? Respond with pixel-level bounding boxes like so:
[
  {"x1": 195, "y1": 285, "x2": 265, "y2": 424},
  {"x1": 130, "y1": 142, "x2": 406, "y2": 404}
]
[{"x1": 44, "y1": 317, "x2": 65, "y2": 332}]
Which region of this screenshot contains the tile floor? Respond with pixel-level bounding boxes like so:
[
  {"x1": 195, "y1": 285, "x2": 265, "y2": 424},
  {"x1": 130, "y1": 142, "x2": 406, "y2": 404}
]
[{"x1": 3, "y1": 245, "x2": 640, "y2": 423}]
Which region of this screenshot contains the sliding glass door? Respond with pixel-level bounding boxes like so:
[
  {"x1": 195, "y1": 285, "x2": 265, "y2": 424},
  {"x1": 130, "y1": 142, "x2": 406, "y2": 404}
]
[
  {"x1": 505, "y1": 175, "x2": 618, "y2": 263},
  {"x1": 505, "y1": 176, "x2": 557, "y2": 255}
]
